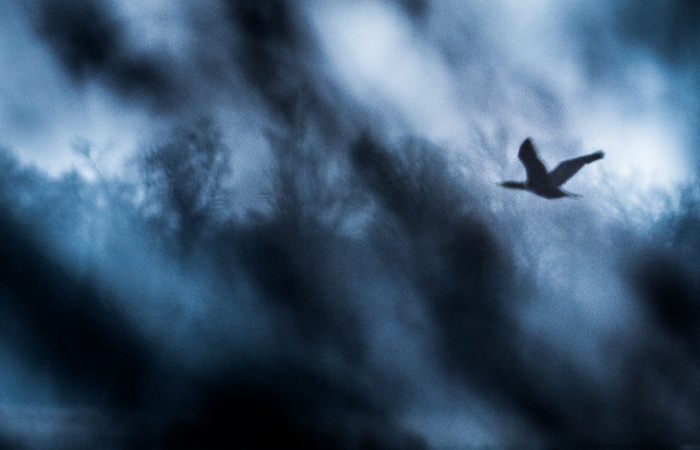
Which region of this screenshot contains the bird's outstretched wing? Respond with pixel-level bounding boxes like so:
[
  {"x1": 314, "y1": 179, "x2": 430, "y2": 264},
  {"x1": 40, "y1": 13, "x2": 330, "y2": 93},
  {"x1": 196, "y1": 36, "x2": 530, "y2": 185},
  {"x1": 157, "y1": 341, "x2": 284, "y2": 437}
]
[
  {"x1": 518, "y1": 138, "x2": 548, "y2": 185},
  {"x1": 548, "y1": 151, "x2": 604, "y2": 186}
]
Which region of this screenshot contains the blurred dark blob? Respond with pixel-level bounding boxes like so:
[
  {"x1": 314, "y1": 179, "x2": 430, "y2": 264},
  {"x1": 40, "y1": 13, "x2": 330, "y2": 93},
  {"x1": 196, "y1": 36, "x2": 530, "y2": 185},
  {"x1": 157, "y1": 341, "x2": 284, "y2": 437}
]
[
  {"x1": 616, "y1": 0, "x2": 700, "y2": 66},
  {"x1": 37, "y1": 0, "x2": 117, "y2": 75},
  {"x1": 395, "y1": 0, "x2": 430, "y2": 21},
  {"x1": 224, "y1": 0, "x2": 313, "y2": 122},
  {"x1": 635, "y1": 251, "x2": 700, "y2": 355},
  {"x1": 233, "y1": 225, "x2": 367, "y2": 362},
  {"x1": 575, "y1": 0, "x2": 700, "y2": 108},
  {"x1": 221, "y1": 0, "x2": 357, "y2": 136},
  {"x1": 34, "y1": 0, "x2": 178, "y2": 108},
  {"x1": 0, "y1": 202, "x2": 148, "y2": 408},
  {"x1": 163, "y1": 362, "x2": 427, "y2": 449}
]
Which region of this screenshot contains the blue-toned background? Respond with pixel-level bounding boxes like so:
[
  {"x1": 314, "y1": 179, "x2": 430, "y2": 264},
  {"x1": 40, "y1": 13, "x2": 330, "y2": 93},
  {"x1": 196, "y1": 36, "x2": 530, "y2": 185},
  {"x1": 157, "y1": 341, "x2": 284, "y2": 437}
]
[{"x1": 0, "y1": 1, "x2": 699, "y2": 447}]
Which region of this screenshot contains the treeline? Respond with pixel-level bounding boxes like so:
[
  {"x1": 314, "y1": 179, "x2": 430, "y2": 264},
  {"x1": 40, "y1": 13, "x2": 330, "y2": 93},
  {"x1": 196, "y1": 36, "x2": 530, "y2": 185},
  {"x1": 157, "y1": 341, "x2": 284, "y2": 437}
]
[{"x1": 1, "y1": 117, "x2": 700, "y2": 447}]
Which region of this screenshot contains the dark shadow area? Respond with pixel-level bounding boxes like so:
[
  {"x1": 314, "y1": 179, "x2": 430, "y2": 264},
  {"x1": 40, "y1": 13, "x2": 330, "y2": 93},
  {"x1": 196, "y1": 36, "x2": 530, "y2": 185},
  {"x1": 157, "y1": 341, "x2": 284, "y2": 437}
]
[{"x1": 0, "y1": 204, "x2": 149, "y2": 409}]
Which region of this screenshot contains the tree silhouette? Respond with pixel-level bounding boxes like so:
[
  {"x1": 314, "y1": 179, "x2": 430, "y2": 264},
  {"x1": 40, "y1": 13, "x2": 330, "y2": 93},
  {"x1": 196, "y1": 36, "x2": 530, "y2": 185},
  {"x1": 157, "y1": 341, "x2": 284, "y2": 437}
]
[
  {"x1": 266, "y1": 105, "x2": 364, "y2": 234},
  {"x1": 140, "y1": 118, "x2": 233, "y2": 253}
]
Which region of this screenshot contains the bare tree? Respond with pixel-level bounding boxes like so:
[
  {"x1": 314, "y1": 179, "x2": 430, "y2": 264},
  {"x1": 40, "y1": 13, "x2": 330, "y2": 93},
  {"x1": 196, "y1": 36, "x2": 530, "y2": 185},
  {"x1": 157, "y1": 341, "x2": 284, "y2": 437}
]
[
  {"x1": 140, "y1": 118, "x2": 233, "y2": 251},
  {"x1": 266, "y1": 105, "x2": 364, "y2": 235}
]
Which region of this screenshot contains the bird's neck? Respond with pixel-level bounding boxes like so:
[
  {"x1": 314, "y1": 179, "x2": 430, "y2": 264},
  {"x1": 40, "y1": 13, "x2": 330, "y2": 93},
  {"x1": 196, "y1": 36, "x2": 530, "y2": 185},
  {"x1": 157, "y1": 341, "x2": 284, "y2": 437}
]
[{"x1": 500, "y1": 181, "x2": 528, "y2": 190}]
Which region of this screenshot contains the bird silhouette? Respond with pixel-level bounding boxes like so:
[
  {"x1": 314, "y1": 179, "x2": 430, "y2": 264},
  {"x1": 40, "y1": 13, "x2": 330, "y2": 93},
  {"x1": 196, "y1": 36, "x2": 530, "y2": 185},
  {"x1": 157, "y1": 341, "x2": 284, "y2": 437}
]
[{"x1": 499, "y1": 138, "x2": 604, "y2": 199}]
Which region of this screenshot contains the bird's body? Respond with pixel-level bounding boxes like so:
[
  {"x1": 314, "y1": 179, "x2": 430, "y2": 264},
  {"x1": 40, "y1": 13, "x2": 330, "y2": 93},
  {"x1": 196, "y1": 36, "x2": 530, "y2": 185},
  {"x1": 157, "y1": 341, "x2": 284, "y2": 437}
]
[{"x1": 499, "y1": 138, "x2": 604, "y2": 199}]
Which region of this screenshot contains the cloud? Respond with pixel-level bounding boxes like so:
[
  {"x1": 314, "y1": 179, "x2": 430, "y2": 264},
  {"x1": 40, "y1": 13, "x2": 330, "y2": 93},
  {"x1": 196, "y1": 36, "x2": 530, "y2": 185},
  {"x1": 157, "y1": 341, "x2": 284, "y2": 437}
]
[{"x1": 2, "y1": 0, "x2": 700, "y2": 448}]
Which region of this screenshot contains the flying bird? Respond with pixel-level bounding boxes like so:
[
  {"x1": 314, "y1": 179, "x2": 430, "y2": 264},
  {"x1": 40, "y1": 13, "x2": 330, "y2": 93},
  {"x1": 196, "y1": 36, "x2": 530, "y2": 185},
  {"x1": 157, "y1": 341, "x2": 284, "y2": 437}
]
[{"x1": 499, "y1": 138, "x2": 604, "y2": 199}]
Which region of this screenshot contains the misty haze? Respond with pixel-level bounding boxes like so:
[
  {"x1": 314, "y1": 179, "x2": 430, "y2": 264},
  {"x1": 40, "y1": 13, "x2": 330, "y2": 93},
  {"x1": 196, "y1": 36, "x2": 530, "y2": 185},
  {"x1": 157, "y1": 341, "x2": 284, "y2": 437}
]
[{"x1": 1, "y1": 0, "x2": 700, "y2": 448}]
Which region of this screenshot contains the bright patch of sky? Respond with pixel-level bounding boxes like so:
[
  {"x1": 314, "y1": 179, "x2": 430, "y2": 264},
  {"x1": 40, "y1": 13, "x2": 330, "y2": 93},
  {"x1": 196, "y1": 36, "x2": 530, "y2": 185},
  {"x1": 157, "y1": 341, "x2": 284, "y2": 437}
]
[
  {"x1": 0, "y1": 3, "x2": 144, "y2": 177},
  {"x1": 312, "y1": 0, "x2": 695, "y2": 207},
  {"x1": 310, "y1": 1, "x2": 468, "y2": 142}
]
